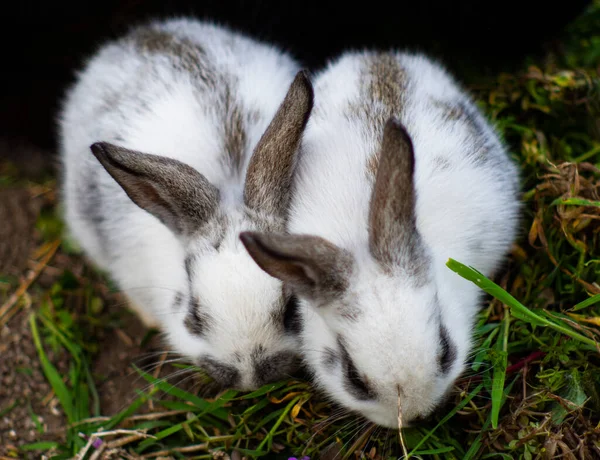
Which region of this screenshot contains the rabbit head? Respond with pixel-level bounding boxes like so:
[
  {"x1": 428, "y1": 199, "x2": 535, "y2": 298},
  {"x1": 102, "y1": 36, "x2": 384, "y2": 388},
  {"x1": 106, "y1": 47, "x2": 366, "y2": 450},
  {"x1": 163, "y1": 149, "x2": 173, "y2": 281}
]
[
  {"x1": 241, "y1": 118, "x2": 472, "y2": 425},
  {"x1": 90, "y1": 71, "x2": 314, "y2": 390}
]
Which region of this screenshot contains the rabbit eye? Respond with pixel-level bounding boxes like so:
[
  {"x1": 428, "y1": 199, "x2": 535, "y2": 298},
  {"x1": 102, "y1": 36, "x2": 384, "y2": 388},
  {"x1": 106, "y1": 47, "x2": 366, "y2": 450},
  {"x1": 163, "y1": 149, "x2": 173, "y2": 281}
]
[
  {"x1": 283, "y1": 295, "x2": 302, "y2": 334},
  {"x1": 338, "y1": 337, "x2": 375, "y2": 400},
  {"x1": 345, "y1": 357, "x2": 373, "y2": 400},
  {"x1": 439, "y1": 324, "x2": 456, "y2": 374}
]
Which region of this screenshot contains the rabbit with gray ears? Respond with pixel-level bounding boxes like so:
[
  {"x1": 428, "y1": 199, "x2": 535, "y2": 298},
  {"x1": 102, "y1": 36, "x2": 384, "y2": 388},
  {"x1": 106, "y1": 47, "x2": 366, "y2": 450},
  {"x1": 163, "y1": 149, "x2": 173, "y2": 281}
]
[
  {"x1": 241, "y1": 52, "x2": 520, "y2": 425},
  {"x1": 59, "y1": 18, "x2": 313, "y2": 390}
]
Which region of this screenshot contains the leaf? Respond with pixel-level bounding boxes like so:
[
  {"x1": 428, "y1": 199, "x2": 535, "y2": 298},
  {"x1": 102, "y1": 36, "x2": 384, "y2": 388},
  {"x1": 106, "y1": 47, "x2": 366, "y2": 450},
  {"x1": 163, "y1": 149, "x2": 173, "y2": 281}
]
[
  {"x1": 446, "y1": 259, "x2": 599, "y2": 347},
  {"x1": 572, "y1": 294, "x2": 600, "y2": 311},
  {"x1": 291, "y1": 399, "x2": 305, "y2": 419},
  {"x1": 551, "y1": 369, "x2": 587, "y2": 425},
  {"x1": 269, "y1": 391, "x2": 304, "y2": 404},
  {"x1": 567, "y1": 312, "x2": 600, "y2": 327},
  {"x1": 550, "y1": 197, "x2": 600, "y2": 208}
]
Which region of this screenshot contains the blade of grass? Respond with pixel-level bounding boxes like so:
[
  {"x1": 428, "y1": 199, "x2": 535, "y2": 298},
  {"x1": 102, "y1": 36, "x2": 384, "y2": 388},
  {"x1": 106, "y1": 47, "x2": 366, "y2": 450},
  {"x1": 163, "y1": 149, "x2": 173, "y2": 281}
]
[
  {"x1": 84, "y1": 364, "x2": 100, "y2": 417},
  {"x1": 29, "y1": 313, "x2": 74, "y2": 423},
  {"x1": 550, "y1": 197, "x2": 600, "y2": 207},
  {"x1": 446, "y1": 259, "x2": 599, "y2": 347},
  {"x1": 136, "y1": 390, "x2": 237, "y2": 452},
  {"x1": 408, "y1": 383, "x2": 484, "y2": 456},
  {"x1": 463, "y1": 376, "x2": 518, "y2": 460},
  {"x1": 20, "y1": 441, "x2": 60, "y2": 451},
  {"x1": 412, "y1": 446, "x2": 455, "y2": 455},
  {"x1": 38, "y1": 312, "x2": 82, "y2": 365},
  {"x1": 472, "y1": 327, "x2": 499, "y2": 372},
  {"x1": 232, "y1": 447, "x2": 268, "y2": 456},
  {"x1": 0, "y1": 399, "x2": 19, "y2": 417},
  {"x1": 256, "y1": 395, "x2": 302, "y2": 452},
  {"x1": 572, "y1": 293, "x2": 600, "y2": 311},
  {"x1": 237, "y1": 381, "x2": 289, "y2": 399},
  {"x1": 157, "y1": 400, "x2": 199, "y2": 411},
  {"x1": 491, "y1": 309, "x2": 509, "y2": 429},
  {"x1": 27, "y1": 402, "x2": 45, "y2": 434},
  {"x1": 103, "y1": 393, "x2": 149, "y2": 430},
  {"x1": 133, "y1": 365, "x2": 230, "y2": 421}
]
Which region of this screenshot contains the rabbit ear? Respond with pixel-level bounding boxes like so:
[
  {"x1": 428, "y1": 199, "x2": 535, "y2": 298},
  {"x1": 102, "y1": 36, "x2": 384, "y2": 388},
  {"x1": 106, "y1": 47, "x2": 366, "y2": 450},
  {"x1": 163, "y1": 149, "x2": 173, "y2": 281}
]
[
  {"x1": 90, "y1": 142, "x2": 219, "y2": 237},
  {"x1": 244, "y1": 70, "x2": 314, "y2": 222},
  {"x1": 239, "y1": 231, "x2": 353, "y2": 301},
  {"x1": 368, "y1": 118, "x2": 428, "y2": 278}
]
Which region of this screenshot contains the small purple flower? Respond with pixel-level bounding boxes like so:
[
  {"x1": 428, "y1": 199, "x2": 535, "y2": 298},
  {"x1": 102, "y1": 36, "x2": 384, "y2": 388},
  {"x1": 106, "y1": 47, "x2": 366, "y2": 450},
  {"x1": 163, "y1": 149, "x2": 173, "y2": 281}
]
[
  {"x1": 92, "y1": 437, "x2": 104, "y2": 449},
  {"x1": 78, "y1": 432, "x2": 103, "y2": 449}
]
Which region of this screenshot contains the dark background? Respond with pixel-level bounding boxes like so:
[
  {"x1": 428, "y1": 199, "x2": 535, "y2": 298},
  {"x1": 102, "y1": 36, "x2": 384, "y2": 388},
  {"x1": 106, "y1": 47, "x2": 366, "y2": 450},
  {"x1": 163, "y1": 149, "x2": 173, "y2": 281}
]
[{"x1": 0, "y1": 0, "x2": 592, "y2": 164}]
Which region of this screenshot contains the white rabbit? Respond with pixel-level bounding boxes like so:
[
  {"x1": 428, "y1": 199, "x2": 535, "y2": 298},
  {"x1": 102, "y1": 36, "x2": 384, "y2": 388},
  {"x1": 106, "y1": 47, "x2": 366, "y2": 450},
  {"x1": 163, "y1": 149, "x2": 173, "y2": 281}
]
[
  {"x1": 241, "y1": 51, "x2": 520, "y2": 425},
  {"x1": 59, "y1": 18, "x2": 313, "y2": 390}
]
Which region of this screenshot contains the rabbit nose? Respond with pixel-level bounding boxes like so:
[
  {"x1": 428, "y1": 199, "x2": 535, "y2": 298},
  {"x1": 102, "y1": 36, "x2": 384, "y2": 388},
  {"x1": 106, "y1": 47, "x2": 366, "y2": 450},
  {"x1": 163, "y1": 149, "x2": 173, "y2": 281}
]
[
  {"x1": 252, "y1": 351, "x2": 299, "y2": 387},
  {"x1": 198, "y1": 357, "x2": 240, "y2": 389}
]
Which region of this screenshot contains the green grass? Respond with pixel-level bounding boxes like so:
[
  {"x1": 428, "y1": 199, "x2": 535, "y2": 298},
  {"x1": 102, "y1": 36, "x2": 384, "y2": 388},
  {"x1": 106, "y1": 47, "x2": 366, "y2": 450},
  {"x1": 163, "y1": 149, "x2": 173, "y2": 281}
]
[{"x1": 2, "y1": 1, "x2": 599, "y2": 458}]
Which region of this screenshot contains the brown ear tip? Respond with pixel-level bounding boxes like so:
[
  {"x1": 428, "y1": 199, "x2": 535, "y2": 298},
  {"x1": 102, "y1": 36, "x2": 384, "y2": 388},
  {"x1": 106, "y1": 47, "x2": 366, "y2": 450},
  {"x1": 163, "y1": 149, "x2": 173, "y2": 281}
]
[
  {"x1": 239, "y1": 231, "x2": 259, "y2": 247},
  {"x1": 90, "y1": 142, "x2": 106, "y2": 156},
  {"x1": 296, "y1": 69, "x2": 312, "y2": 83},
  {"x1": 294, "y1": 69, "x2": 314, "y2": 97},
  {"x1": 384, "y1": 117, "x2": 413, "y2": 145},
  {"x1": 90, "y1": 141, "x2": 117, "y2": 161},
  {"x1": 384, "y1": 116, "x2": 408, "y2": 135}
]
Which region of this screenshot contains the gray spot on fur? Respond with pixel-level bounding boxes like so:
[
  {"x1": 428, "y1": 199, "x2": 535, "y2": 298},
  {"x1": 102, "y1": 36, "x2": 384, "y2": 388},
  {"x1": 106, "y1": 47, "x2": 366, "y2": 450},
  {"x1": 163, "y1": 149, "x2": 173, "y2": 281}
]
[
  {"x1": 348, "y1": 53, "x2": 408, "y2": 180},
  {"x1": 365, "y1": 53, "x2": 406, "y2": 115},
  {"x1": 431, "y1": 99, "x2": 466, "y2": 122},
  {"x1": 431, "y1": 98, "x2": 492, "y2": 166},
  {"x1": 321, "y1": 347, "x2": 340, "y2": 369},
  {"x1": 252, "y1": 344, "x2": 266, "y2": 358},
  {"x1": 184, "y1": 254, "x2": 195, "y2": 284},
  {"x1": 172, "y1": 292, "x2": 184, "y2": 311},
  {"x1": 269, "y1": 293, "x2": 289, "y2": 329},
  {"x1": 78, "y1": 169, "x2": 108, "y2": 252},
  {"x1": 469, "y1": 239, "x2": 484, "y2": 253},
  {"x1": 221, "y1": 86, "x2": 247, "y2": 177},
  {"x1": 432, "y1": 156, "x2": 452, "y2": 171},
  {"x1": 340, "y1": 304, "x2": 361, "y2": 322},
  {"x1": 243, "y1": 208, "x2": 286, "y2": 233},
  {"x1": 130, "y1": 27, "x2": 250, "y2": 176},
  {"x1": 130, "y1": 28, "x2": 217, "y2": 89}
]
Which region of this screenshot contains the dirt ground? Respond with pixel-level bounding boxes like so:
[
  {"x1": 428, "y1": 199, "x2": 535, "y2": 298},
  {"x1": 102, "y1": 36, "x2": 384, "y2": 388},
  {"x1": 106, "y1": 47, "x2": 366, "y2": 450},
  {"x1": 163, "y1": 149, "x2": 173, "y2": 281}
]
[{"x1": 0, "y1": 179, "x2": 199, "y2": 457}]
